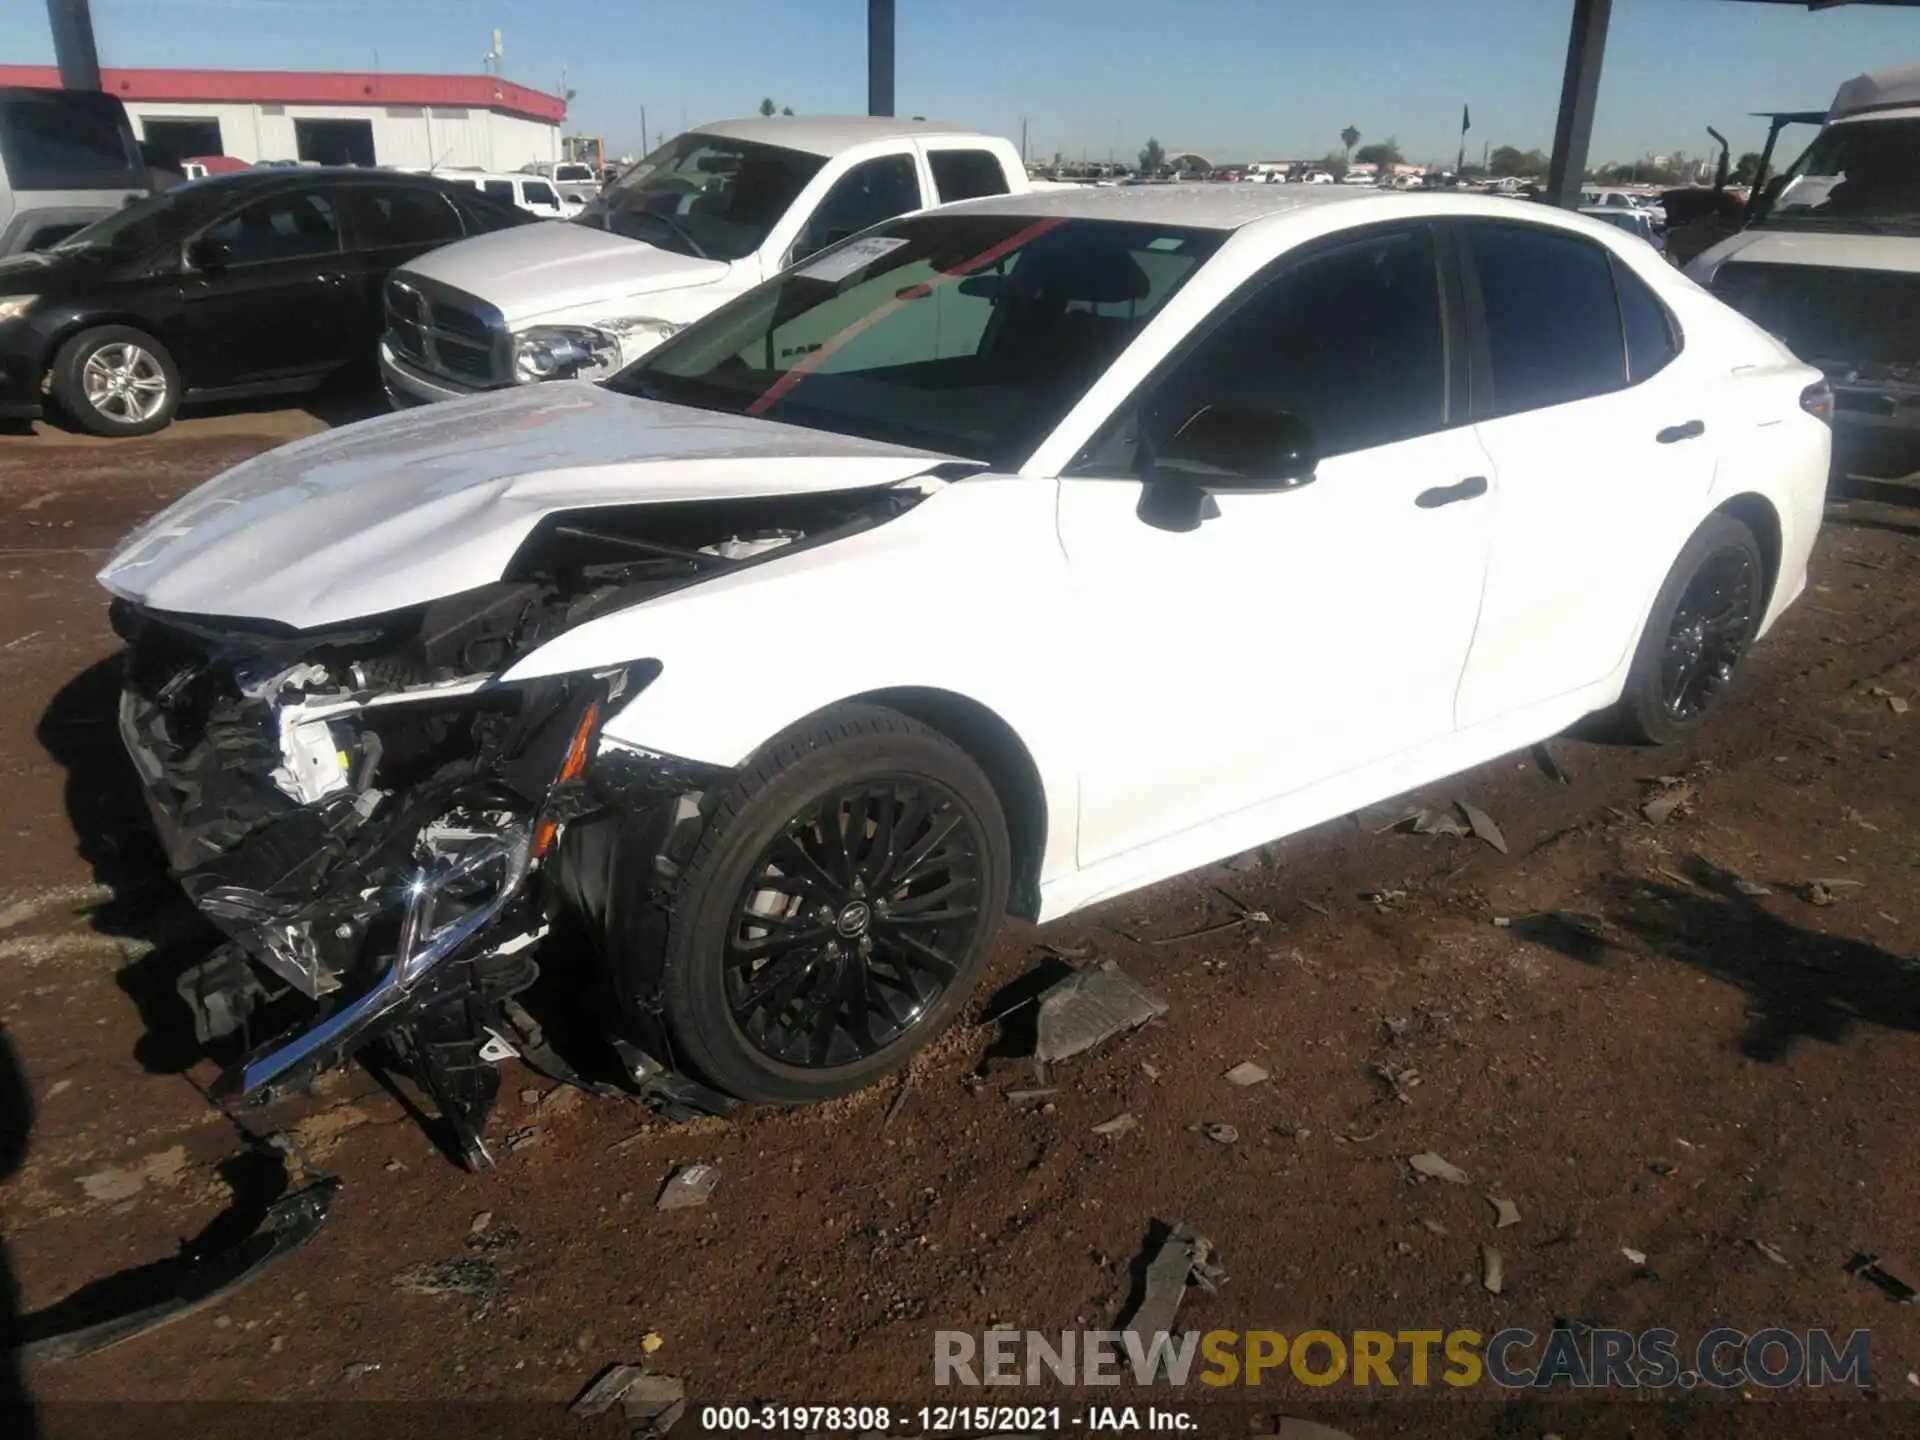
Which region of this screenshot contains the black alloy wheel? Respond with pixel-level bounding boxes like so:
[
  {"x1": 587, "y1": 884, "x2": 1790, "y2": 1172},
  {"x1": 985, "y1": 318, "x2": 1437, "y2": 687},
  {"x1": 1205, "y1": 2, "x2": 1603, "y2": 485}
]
[
  {"x1": 1611, "y1": 512, "x2": 1767, "y2": 745},
  {"x1": 725, "y1": 778, "x2": 986, "y2": 1068},
  {"x1": 645, "y1": 702, "x2": 1012, "y2": 1104},
  {"x1": 1659, "y1": 546, "x2": 1760, "y2": 722}
]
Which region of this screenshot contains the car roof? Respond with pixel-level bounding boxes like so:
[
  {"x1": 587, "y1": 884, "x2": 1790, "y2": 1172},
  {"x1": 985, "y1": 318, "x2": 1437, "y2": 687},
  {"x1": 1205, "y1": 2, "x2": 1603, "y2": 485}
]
[
  {"x1": 934, "y1": 182, "x2": 1659, "y2": 249},
  {"x1": 689, "y1": 114, "x2": 988, "y2": 157}
]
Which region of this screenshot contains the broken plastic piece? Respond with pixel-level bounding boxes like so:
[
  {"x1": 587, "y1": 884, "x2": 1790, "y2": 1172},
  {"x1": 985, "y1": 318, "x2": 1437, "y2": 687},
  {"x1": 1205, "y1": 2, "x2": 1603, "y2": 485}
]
[
  {"x1": 1846, "y1": 1253, "x2": 1918, "y2": 1304},
  {"x1": 570, "y1": 1362, "x2": 650, "y2": 1418},
  {"x1": 14, "y1": 1177, "x2": 339, "y2": 1364},
  {"x1": 1120, "y1": 1224, "x2": 1226, "y2": 1343},
  {"x1": 656, "y1": 1162, "x2": 719, "y2": 1211},
  {"x1": 1033, "y1": 961, "x2": 1168, "y2": 1063}
]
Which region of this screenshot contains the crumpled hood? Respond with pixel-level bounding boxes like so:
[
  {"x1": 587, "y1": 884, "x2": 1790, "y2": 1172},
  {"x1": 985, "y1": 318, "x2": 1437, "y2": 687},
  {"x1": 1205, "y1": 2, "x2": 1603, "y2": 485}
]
[
  {"x1": 98, "y1": 383, "x2": 961, "y2": 630},
  {"x1": 395, "y1": 221, "x2": 732, "y2": 325},
  {"x1": 1696, "y1": 226, "x2": 1920, "y2": 278}
]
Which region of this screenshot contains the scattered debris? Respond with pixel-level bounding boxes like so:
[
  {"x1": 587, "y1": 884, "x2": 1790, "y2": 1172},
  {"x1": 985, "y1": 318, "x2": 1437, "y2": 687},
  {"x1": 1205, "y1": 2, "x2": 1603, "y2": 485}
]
[
  {"x1": 1033, "y1": 961, "x2": 1168, "y2": 1063},
  {"x1": 1092, "y1": 1112, "x2": 1137, "y2": 1137},
  {"x1": 468, "y1": 1211, "x2": 493, "y2": 1237},
  {"x1": 883, "y1": 1072, "x2": 914, "y2": 1129},
  {"x1": 1480, "y1": 1245, "x2": 1505, "y2": 1295},
  {"x1": 656, "y1": 1163, "x2": 719, "y2": 1212},
  {"x1": 504, "y1": 1126, "x2": 540, "y2": 1152},
  {"x1": 1300, "y1": 898, "x2": 1331, "y2": 917},
  {"x1": 1037, "y1": 940, "x2": 1095, "y2": 962},
  {"x1": 1380, "y1": 1014, "x2": 1410, "y2": 1041},
  {"x1": 1363, "y1": 889, "x2": 1409, "y2": 911},
  {"x1": 1408, "y1": 1152, "x2": 1469, "y2": 1185},
  {"x1": 1006, "y1": 1087, "x2": 1062, "y2": 1104},
  {"x1": 1420, "y1": 1218, "x2": 1449, "y2": 1236},
  {"x1": 1751, "y1": 1240, "x2": 1791, "y2": 1268},
  {"x1": 570, "y1": 1363, "x2": 649, "y2": 1419},
  {"x1": 1119, "y1": 1224, "x2": 1226, "y2": 1341},
  {"x1": 641, "y1": 1331, "x2": 665, "y2": 1354},
  {"x1": 1734, "y1": 879, "x2": 1772, "y2": 898},
  {"x1": 1145, "y1": 892, "x2": 1271, "y2": 945},
  {"x1": 1639, "y1": 779, "x2": 1692, "y2": 826},
  {"x1": 392, "y1": 1258, "x2": 498, "y2": 1298},
  {"x1": 1224, "y1": 1061, "x2": 1270, "y2": 1087},
  {"x1": 1891, "y1": 696, "x2": 1911, "y2": 716},
  {"x1": 1193, "y1": 1122, "x2": 1239, "y2": 1145},
  {"x1": 1141, "y1": 1062, "x2": 1162, "y2": 1081},
  {"x1": 1370, "y1": 1062, "x2": 1420, "y2": 1104},
  {"x1": 1459, "y1": 802, "x2": 1509, "y2": 854},
  {"x1": 1621, "y1": 1247, "x2": 1647, "y2": 1266},
  {"x1": 1845, "y1": 1253, "x2": 1918, "y2": 1304},
  {"x1": 1805, "y1": 882, "x2": 1836, "y2": 907},
  {"x1": 1489, "y1": 1195, "x2": 1521, "y2": 1229},
  {"x1": 1648, "y1": 1159, "x2": 1678, "y2": 1177},
  {"x1": 519, "y1": 1088, "x2": 541, "y2": 1105},
  {"x1": 622, "y1": 1372, "x2": 689, "y2": 1435},
  {"x1": 1404, "y1": 805, "x2": 1466, "y2": 838},
  {"x1": 342, "y1": 1362, "x2": 381, "y2": 1381}
]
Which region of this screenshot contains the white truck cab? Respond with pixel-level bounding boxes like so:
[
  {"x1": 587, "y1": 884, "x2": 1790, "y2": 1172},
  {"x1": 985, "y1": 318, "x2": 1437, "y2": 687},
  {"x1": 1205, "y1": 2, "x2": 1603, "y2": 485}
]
[
  {"x1": 431, "y1": 170, "x2": 572, "y2": 220},
  {"x1": 380, "y1": 116, "x2": 1027, "y2": 406},
  {"x1": 1688, "y1": 61, "x2": 1920, "y2": 466}
]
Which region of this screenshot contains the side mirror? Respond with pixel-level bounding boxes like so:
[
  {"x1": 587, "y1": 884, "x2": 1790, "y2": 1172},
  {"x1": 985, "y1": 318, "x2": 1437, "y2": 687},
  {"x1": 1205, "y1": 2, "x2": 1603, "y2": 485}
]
[
  {"x1": 186, "y1": 236, "x2": 231, "y2": 271},
  {"x1": 1138, "y1": 406, "x2": 1320, "y2": 532}
]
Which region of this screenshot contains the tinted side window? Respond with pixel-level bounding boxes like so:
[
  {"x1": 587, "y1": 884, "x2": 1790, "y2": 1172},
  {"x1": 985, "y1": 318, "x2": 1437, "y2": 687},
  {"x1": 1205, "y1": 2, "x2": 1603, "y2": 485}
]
[
  {"x1": 523, "y1": 180, "x2": 558, "y2": 206},
  {"x1": 1466, "y1": 223, "x2": 1624, "y2": 415},
  {"x1": 204, "y1": 190, "x2": 341, "y2": 264},
  {"x1": 1613, "y1": 256, "x2": 1678, "y2": 383},
  {"x1": 929, "y1": 149, "x2": 1011, "y2": 203},
  {"x1": 1146, "y1": 227, "x2": 1445, "y2": 460},
  {"x1": 351, "y1": 186, "x2": 462, "y2": 249},
  {"x1": 798, "y1": 155, "x2": 922, "y2": 255},
  {"x1": 0, "y1": 92, "x2": 141, "y2": 191},
  {"x1": 483, "y1": 180, "x2": 515, "y2": 202}
]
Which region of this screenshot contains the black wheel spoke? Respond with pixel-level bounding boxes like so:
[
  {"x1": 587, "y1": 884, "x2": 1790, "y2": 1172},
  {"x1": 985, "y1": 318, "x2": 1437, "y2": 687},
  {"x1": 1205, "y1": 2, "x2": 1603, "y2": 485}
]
[
  {"x1": 723, "y1": 774, "x2": 985, "y2": 1070},
  {"x1": 1660, "y1": 546, "x2": 1757, "y2": 721}
]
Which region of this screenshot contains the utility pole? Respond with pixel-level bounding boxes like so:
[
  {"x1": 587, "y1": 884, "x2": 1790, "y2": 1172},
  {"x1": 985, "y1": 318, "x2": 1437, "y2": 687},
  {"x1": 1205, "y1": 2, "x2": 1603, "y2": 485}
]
[
  {"x1": 47, "y1": 0, "x2": 102, "y2": 90},
  {"x1": 867, "y1": 0, "x2": 895, "y2": 117},
  {"x1": 1020, "y1": 117, "x2": 1028, "y2": 165}
]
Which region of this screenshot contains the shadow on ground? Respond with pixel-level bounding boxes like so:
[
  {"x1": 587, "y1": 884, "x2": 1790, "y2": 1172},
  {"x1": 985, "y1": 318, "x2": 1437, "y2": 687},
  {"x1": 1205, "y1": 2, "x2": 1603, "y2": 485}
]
[
  {"x1": 35, "y1": 656, "x2": 221, "y2": 1077},
  {"x1": 1526, "y1": 853, "x2": 1920, "y2": 1063}
]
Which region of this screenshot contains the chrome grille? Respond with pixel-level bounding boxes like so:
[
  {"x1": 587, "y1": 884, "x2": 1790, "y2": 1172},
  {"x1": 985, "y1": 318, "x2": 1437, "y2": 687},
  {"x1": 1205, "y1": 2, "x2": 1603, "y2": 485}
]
[{"x1": 383, "y1": 276, "x2": 508, "y2": 387}]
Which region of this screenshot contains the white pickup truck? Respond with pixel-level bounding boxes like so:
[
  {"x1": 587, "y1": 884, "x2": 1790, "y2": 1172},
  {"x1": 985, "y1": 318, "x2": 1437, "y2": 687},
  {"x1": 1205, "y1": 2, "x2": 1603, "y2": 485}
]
[{"x1": 379, "y1": 116, "x2": 1031, "y2": 405}]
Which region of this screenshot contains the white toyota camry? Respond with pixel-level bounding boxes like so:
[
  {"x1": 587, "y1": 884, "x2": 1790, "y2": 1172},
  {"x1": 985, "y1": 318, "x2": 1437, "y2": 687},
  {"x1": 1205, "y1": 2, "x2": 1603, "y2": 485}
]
[{"x1": 98, "y1": 186, "x2": 1831, "y2": 1155}]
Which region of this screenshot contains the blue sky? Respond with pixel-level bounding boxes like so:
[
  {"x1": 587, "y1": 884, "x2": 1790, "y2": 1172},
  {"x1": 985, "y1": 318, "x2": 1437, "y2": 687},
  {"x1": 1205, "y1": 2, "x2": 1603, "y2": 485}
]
[{"x1": 3, "y1": 0, "x2": 1916, "y2": 165}]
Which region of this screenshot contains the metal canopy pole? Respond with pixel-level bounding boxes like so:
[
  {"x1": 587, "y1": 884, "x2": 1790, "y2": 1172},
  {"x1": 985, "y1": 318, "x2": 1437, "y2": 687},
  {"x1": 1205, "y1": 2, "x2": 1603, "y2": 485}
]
[
  {"x1": 1546, "y1": 0, "x2": 1612, "y2": 208},
  {"x1": 868, "y1": 0, "x2": 896, "y2": 117},
  {"x1": 47, "y1": 0, "x2": 103, "y2": 90}
]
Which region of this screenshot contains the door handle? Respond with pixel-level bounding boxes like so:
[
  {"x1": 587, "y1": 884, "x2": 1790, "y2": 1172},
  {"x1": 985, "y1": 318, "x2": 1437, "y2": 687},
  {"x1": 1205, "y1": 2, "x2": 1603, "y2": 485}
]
[
  {"x1": 1656, "y1": 419, "x2": 1705, "y2": 444},
  {"x1": 1415, "y1": 475, "x2": 1489, "y2": 509}
]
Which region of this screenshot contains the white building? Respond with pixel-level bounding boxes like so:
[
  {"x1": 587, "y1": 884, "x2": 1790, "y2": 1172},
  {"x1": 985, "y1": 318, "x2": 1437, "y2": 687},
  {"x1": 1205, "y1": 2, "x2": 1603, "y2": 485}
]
[{"x1": 0, "y1": 65, "x2": 566, "y2": 171}]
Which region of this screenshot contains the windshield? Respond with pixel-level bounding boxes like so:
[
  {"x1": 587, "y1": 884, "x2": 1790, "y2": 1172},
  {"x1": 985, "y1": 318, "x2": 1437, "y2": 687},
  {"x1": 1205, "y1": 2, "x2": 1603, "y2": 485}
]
[
  {"x1": 0, "y1": 90, "x2": 143, "y2": 192},
  {"x1": 610, "y1": 212, "x2": 1226, "y2": 468},
  {"x1": 51, "y1": 179, "x2": 231, "y2": 255},
  {"x1": 575, "y1": 132, "x2": 826, "y2": 261},
  {"x1": 1758, "y1": 118, "x2": 1920, "y2": 232}
]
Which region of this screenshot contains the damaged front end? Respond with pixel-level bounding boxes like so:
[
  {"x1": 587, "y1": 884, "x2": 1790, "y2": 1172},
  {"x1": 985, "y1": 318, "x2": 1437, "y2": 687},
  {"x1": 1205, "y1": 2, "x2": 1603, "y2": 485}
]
[{"x1": 111, "y1": 486, "x2": 924, "y2": 1166}]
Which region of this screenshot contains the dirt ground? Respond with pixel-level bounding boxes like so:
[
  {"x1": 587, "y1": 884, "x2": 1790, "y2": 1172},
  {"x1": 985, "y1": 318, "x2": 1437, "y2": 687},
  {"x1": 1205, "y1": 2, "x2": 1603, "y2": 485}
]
[{"x1": 1, "y1": 396, "x2": 1919, "y2": 1437}]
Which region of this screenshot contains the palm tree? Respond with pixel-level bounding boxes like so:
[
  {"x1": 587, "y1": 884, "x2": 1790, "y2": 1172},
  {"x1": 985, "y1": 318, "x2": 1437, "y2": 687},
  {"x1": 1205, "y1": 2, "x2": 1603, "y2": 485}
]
[
  {"x1": 1340, "y1": 125, "x2": 1361, "y2": 167},
  {"x1": 759, "y1": 97, "x2": 776, "y2": 117}
]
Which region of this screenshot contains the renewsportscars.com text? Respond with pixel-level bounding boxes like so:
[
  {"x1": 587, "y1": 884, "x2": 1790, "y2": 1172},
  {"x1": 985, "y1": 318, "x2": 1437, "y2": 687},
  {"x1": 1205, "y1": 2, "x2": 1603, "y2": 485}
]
[{"x1": 934, "y1": 1327, "x2": 1872, "y2": 1390}]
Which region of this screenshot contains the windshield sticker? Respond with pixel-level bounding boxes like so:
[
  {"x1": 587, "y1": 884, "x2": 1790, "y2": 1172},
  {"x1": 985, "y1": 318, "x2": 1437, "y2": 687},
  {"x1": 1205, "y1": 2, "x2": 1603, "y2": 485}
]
[{"x1": 797, "y1": 235, "x2": 910, "y2": 282}]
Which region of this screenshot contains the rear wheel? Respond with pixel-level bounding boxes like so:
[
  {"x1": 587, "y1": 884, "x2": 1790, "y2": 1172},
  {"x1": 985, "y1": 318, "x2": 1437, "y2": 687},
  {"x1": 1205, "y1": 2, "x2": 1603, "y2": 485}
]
[
  {"x1": 651, "y1": 703, "x2": 1011, "y2": 1104},
  {"x1": 50, "y1": 325, "x2": 181, "y2": 437},
  {"x1": 1610, "y1": 513, "x2": 1766, "y2": 745}
]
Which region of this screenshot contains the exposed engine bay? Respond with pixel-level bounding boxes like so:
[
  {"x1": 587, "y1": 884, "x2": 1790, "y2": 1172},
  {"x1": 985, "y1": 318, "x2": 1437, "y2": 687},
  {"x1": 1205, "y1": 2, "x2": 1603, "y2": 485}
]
[{"x1": 113, "y1": 483, "x2": 927, "y2": 1167}]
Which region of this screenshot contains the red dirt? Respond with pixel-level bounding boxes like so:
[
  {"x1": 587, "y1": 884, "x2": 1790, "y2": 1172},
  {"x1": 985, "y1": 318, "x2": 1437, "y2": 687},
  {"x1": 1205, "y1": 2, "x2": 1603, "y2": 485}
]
[{"x1": 2, "y1": 413, "x2": 1918, "y2": 1435}]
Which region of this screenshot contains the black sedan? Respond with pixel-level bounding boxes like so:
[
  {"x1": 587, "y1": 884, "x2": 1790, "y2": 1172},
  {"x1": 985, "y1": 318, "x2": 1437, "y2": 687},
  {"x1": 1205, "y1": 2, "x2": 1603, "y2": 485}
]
[{"x1": 0, "y1": 168, "x2": 530, "y2": 436}]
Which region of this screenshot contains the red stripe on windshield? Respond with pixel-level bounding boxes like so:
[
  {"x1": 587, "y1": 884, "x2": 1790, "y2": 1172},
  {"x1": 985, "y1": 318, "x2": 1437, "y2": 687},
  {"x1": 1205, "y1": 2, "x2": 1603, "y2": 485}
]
[{"x1": 744, "y1": 215, "x2": 1068, "y2": 418}]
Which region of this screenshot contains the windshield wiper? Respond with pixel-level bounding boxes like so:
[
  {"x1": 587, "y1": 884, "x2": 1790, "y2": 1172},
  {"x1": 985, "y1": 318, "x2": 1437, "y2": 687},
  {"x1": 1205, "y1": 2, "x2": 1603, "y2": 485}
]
[{"x1": 619, "y1": 208, "x2": 712, "y2": 261}]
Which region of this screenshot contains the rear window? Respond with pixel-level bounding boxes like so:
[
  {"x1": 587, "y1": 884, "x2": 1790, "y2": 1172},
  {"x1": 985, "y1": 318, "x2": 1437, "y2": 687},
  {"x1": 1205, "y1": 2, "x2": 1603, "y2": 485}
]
[
  {"x1": 929, "y1": 149, "x2": 1011, "y2": 203},
  {"x1": 0, "y1": 90, "x2": 142, "y2": 192},
  {"x1": 483, "y1": 179, "x2": 515, "y2": 202}
]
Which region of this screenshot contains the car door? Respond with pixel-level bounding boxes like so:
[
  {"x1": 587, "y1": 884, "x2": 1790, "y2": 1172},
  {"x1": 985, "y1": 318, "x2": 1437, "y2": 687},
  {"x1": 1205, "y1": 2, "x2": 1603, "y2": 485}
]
[
  {"x1": 1452, "y1": 219, "x2": 1715, "y2": 730},
  {"x1": 788, "y1": 152, "x2": 927, "y2": 266},
  {"x1": 172, "y1": 184, "x2": 356, "y2": 387},
  {"x1": 340, "y1": 182, "x2": 467, "y2": 356},
  {"x1": 1055, "y1": 223, "x2": 1499, "y2": 868}
]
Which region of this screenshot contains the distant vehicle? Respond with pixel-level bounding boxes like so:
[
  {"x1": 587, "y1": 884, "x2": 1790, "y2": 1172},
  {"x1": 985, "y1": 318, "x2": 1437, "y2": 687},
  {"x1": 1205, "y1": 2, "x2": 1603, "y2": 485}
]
[
  {"x1": 432, "y1": 169, "x2": 571, "y2": 219},
  {"x1": 381, "y1": 115, "x2": 1033, "y2": 407},
  {"x1": 187, "y1": 155, "x2": 252, "y2": 176},
  {"x1": 1339, "y1": 171, "x2": 1376, "y2": 186},
  {"x1": 1689, "y1": 58, "x2": 1920, "y2": 471},
  {"x1": 0, "y1": 168, "x2": 531, "y2": 435},
  {"x1": 1301, "y1": 170, "x2": 1336, "y2": 185},
  {"x1": 0, "y1": 86, "x2": 146, "y2": 254},
  {"x1": 1580, "y1": 205, "x2": 1664, "y2": 251}
]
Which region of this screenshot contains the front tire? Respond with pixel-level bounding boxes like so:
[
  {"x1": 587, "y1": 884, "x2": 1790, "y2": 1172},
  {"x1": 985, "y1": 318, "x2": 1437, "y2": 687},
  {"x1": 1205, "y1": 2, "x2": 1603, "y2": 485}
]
[
  {"x1": 1610, "y1": 513, "x2": 1766, "y2": 745},
  {"x1": 652, "y1": 703, "x2": 1011, "y2": 1105},
  {"x1": 50, "y1": 325, "x2": 181, "y2": 437}
]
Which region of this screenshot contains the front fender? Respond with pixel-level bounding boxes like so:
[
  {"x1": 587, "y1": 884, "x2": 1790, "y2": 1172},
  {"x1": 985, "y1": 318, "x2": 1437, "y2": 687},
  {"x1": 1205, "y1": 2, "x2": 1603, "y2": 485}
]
[{"x1": 500, "y1": 477, "x2": 1079, "y2": 870}]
